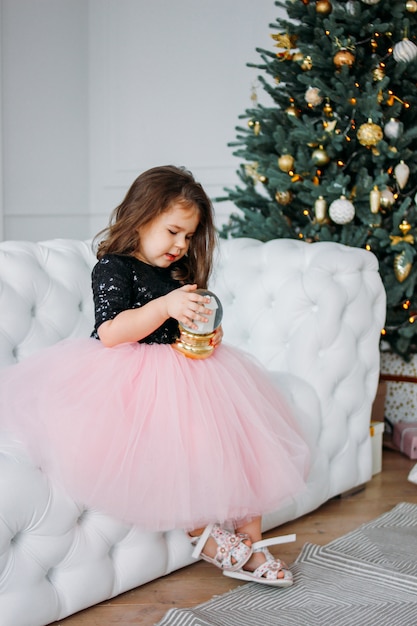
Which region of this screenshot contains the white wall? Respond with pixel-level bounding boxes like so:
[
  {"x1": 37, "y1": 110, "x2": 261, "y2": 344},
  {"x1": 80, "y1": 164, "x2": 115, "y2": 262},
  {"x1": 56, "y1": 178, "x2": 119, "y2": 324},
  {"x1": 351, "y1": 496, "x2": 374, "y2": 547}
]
[
  {"x1": 0, "y1": 0, "x2": 281, "y2": 241},
  {"x1": 1, "y1": 0, "x2": 90, "y2": 240}
]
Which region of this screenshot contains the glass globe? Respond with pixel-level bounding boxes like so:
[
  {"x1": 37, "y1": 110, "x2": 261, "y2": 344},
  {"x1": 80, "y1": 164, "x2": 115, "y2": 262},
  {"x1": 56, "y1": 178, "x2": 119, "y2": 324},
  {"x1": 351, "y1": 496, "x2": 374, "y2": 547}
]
[{"x1": 182, "y1": 289, "x2": 223, "y2": 334}]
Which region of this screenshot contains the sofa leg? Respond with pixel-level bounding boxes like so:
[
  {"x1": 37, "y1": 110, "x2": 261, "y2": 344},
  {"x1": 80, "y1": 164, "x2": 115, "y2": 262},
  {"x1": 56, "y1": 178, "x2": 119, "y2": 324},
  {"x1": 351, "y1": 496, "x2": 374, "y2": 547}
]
[{"x1": 333, "y1": 484, "x2": 367, "y2": 499}]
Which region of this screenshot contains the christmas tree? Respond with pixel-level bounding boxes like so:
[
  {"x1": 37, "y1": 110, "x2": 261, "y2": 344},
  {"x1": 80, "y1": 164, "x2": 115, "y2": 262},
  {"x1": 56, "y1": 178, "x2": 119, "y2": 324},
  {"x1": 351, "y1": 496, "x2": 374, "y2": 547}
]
[{"x1": 220, "y1": 0, "x2": 417, "y2": 360}]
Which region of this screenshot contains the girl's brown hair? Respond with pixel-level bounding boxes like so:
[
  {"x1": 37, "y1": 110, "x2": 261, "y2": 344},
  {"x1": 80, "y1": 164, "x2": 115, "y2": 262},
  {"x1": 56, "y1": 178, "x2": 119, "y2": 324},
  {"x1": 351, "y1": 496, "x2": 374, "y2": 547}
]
[{"x1": 94, "y1": 165, "x2": 217, "y2": 288}]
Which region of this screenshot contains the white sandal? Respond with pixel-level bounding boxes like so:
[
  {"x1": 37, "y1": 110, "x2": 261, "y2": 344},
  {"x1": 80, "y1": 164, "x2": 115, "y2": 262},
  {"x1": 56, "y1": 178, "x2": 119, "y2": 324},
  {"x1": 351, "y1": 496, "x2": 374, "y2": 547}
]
[
  {"x1": 223, "y1": 533, "x2": 296, "y2": 587},
  {"x1": 189, "y1": 523, "x2": 253, "y2": 572}
]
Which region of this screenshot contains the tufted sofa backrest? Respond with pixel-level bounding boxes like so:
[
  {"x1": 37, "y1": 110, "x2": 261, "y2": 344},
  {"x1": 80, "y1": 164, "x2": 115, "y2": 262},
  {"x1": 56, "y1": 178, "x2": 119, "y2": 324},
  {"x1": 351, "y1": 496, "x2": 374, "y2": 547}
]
[
  {"x1": 0, "y1": 237, "x2": 386, "y2": 382},
  {"x1": 0, "y1": 240, "x2": 95, "y2": 367}
]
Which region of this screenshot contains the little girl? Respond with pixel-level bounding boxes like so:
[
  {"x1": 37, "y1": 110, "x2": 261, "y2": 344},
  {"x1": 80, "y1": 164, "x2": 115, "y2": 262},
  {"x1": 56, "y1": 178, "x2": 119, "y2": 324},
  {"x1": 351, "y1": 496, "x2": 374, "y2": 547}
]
[{"x1": 0, "y1": 165, "x2": 310, "y2": 587}]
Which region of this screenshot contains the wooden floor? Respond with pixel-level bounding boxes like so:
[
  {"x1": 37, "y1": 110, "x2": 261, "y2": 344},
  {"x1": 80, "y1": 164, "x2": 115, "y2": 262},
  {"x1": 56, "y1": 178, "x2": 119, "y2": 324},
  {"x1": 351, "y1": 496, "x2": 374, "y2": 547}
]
[{"x1": 52, "y1": 448, "x2": 417, "y2": 626}]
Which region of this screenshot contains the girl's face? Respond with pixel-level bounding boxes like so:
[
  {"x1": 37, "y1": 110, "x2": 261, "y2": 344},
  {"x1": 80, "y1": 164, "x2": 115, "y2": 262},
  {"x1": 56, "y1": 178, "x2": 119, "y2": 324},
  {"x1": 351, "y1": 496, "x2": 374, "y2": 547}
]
[{"x1": 135, "y1": 202, "x2": 200, "y2": 267}]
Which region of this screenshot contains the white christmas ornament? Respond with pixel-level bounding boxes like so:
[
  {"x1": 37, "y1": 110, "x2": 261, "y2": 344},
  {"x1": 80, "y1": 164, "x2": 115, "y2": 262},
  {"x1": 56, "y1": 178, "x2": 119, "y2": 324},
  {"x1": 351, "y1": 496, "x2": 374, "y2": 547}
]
[
  {"x1": 394, "y1": 161, "x2": 410, "y2": 189},
  {"x1": 346, "y1": 0, "x2": 359, "y2": 14},
  {"x1": 384, "y1": 118, "x2": 401, "y2": 140},
  {"x1": 329, "y1": 196, "x2": 355, "y2": 224},
  {"x1": 393, "y1": 38, "x2": 417, "y2": 63},
  {"x1": 345, "y1": 0, "x2": 358, "y2": 14},
  {"x1": 305, "y1": 87, "x2": 323, "y2": 106}
]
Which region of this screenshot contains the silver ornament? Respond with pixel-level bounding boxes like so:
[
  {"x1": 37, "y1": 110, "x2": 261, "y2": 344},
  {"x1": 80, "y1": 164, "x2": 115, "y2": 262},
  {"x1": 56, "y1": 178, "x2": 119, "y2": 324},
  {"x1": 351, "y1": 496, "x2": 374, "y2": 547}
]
[{"x1": 393, "y1": 38, "x2": 417, "y2": 63}]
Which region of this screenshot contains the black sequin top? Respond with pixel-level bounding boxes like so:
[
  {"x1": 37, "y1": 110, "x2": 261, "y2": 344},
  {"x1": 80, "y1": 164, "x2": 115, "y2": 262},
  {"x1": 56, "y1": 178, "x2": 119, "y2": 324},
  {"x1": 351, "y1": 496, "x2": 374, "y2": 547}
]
[{"x1": 91, "y1": 254, "x2": 182, "y2": 344}]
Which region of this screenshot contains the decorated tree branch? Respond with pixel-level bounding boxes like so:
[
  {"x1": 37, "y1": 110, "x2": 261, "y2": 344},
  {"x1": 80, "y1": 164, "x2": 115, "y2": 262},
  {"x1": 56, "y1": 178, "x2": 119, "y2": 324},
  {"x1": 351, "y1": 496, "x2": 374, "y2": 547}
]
[{"x1": 220, "y1": 0, "x2": 417, "y2": 359}]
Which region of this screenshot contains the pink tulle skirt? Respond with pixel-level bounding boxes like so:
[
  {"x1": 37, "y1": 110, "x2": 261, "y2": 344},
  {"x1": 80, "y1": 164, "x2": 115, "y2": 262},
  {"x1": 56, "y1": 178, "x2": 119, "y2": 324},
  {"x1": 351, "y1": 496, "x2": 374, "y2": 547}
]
[{"x1": 0, "y1": 338, "x2": 310, "y2": 530}]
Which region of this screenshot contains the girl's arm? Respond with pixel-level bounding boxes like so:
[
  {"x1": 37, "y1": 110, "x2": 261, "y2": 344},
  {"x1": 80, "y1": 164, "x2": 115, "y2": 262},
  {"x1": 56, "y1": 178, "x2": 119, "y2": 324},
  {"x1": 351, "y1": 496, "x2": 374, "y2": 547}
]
[{"x1": 98, "y1": 284, "x2": 212, "y2": 347}]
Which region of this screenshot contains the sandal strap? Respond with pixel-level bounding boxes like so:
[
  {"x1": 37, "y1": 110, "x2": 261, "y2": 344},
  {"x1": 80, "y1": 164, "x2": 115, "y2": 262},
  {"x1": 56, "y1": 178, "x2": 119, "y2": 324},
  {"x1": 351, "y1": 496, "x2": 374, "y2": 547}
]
[
  {"x1": 190, "y1": 523, "x2": 215, "y2": 559},
  {"x1": 252, "y1": 557, "x2": 292, "y2": 582},
  {"x1": 252, "y1": 533, "x2": 296, "y2": 550},
  {"x1": 191, "y1": 524, "x2": 252, "y2": 570}
]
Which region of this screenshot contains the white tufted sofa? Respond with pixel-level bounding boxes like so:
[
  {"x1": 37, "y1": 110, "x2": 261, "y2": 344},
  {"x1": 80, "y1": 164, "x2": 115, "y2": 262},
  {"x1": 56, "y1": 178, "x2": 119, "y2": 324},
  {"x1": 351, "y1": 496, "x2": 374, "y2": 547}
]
[{"x1": 0, "y1": 237, "x2": 386, "y2": 626}]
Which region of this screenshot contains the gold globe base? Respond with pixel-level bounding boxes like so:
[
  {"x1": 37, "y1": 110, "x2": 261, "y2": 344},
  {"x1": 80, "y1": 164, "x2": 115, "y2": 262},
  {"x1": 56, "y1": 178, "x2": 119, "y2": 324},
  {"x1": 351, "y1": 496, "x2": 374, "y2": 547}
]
[{"x1": 172, "y1": 325, "x2": 216, "y2": 359}]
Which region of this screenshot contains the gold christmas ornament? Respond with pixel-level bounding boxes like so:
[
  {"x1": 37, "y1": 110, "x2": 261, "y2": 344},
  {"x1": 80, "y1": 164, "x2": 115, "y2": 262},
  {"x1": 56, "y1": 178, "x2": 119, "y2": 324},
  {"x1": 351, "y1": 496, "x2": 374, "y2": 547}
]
[
  {"x1": 305, "y1": 86, "x2": 323, "y2": 106},
  {"x1": 390, "y1": 232, "x2": 414, "y2": 246},
  {"x1": 314, "y1": 196, "x2": 327, "y2": 223},
  {"x1": 301, "y1": 56, "x2": 313, "y2": 71},
  {"x1": 324, "y1": 119, "x2": 337, "y2": 133},
  {"x1": 323, "y1": 102, "x2": 333, "y2": 117},
  {"x1": 292, "y1": 52, "x2": 304, "y2": 63},
  {"x1": 384, "y1": 118, "x2": 401, "y2": 140},
  {"x1": 278, "y1": 154, "x2": 295, "y2": 172},
  {"x1": 333, "y1": 48, "x2": 355, "y2": 68},
  {"x1": 394, "y1": 161, "x2": 410, "y2": 189},
  {"x1": 393, "y1": 38, "x2": 417, "y2": 63},
  {"x1": 373, "y1": 64, "x2": 385, "y2": 81},
  {"x1": 244, "y1": 162, "x2": 259, "y2": 183},
  {"x1": 394, "y1": 251, "x2": 412, "y2": 283},
  {"x1": 406, "y1": 0, "x2": 417, "y2": 12},
  {"x1": 329, "y1": 196, "x2": 355, "y2": 224},
  {"x1": 244, "y1": 162, "x2": 267, "y2": 184},
  {"x1": 247, "y1": 119, "x2": 261, "y2": 135},
  {"x1": 399, "y1": 220, "x2": 412, "y2": 236},
  {"x1": 271, "y1": 33, "x2": 298, "y2": 50},
  {"x1": 311, "y1": 146, "x2": 330, "y2": 166},
  {"x1": 275, "y1": 190, "x2": 293, "y2": 205},
  {"x1": 316, "y1": 0, "x2": 332, "y2": 13},
  {"x1": 286, "y1": 103, "x2": 300, "y2": 117},
  {"x1": 380, "y1": 188, "x2": 395, "y2": 208},
  {"x1": 357, "y1": 120, "x2": 383, "y2": 146},
  {"x1": 370, "y1": 186, "x2": 380, "y2": 214}
]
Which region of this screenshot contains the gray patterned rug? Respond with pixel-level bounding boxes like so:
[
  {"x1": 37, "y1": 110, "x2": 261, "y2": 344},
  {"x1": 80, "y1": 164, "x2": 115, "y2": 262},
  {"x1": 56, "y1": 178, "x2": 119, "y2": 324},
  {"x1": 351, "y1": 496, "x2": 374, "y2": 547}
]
[{"x1": 155, "y1": 502, "x2": 417, "y2": 626}]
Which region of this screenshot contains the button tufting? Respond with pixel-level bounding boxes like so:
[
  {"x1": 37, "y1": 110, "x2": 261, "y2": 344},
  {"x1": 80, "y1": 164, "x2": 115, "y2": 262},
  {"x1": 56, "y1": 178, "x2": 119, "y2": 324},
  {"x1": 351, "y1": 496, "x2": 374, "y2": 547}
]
[{"x1": 11, "y1": 532, "x2": 21, "y2": 544}]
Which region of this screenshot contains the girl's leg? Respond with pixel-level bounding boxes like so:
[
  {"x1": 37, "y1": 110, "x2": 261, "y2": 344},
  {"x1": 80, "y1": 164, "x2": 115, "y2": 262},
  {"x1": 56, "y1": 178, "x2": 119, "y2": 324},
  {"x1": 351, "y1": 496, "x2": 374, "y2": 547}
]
[
  {"x1": 188, "y1": 525, "x2": 252, "y2": 563},
  {"x1": 236, "y1": 516, "x2": 286, "y2": 578}
]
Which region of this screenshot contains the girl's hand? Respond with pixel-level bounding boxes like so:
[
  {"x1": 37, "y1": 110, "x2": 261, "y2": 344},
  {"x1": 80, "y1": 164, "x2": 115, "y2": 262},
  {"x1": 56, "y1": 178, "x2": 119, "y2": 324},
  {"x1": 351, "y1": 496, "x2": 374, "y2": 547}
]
[
  {"x1": 211, "y1": 325, "x2": 223, "y2": 348},
  {"x1": 164, "y1": 284, "x2": 213, "y2": 330}
]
